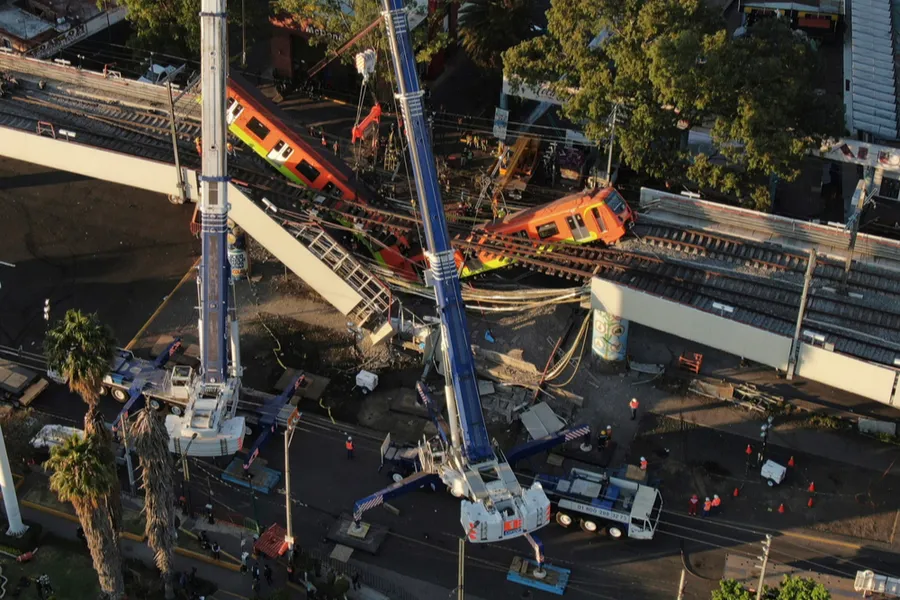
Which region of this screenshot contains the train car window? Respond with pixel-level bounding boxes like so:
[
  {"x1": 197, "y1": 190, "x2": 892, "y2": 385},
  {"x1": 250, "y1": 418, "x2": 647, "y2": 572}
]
[
  {"x1": 536, "y1": 222, "x2": 559, "y2": 239},
  {"x1": 296, "y1": 160, "x2": 321, "y2": 184},
  {"x1": 515, "y1": 230, "x2": 529, "y2": 239},
  {"x1": 225, "y1": 98, "x2": 244, "y2": 125},
  {"x1": 591, "y1": 207, "x2": 608, "y2": 233},
  {"x1": 605, "y1": 190, "x2": 629, "y2": 216},
  {"x1": 246, "y1": 117, "x2": 270, "y2": 141}
]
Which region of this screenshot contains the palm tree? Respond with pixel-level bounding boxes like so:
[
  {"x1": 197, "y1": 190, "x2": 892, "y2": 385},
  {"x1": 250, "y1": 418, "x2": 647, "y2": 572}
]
[
  {"x1": 131, "y1": 409, "x2": 176, "y2": 600},
  {"x1": 459, "y1": 0, "x2": 536, "y2": 70},
  {"x1": 45, "y1": 433, "x2": 125, "y2": 599},
  {"x1": 44, "y1": 309, "x2": 115, "y2": 434}
]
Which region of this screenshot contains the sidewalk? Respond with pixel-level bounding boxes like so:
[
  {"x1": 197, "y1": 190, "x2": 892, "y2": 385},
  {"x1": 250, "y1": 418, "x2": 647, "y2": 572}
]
[{"x1": 21, "y1": 494, "x2": 397, "y2": 600}]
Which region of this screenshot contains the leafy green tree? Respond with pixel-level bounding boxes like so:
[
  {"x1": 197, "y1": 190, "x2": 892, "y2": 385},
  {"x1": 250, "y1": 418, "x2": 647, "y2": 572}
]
[
  {"x1": 503, "y1": 0, "x2": 843, "y2": 210},
  {"x1": 131, "y1": 410, "x2": 176, "y2": 600},
  {"x1": 274, "y1": 0, "x2": 453, "y2": 91},
  {"x1": 45, "y1": 433, "x2": 125, "y2": 599},
  {"x1": 712, "y1": 576, "x2": 831, "y2": 600},
  {"x1": 459, "y1": 0, "x2": 535, "y2": 70},
  {"x1": 109, "y1": 0, "x2": 271, "y2": 58}
]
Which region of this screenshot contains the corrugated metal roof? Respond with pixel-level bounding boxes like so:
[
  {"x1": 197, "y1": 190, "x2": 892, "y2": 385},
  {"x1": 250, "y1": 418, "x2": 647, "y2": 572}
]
[{"x1": 849, "y1": 0, "x2": 900, "y2": 139}]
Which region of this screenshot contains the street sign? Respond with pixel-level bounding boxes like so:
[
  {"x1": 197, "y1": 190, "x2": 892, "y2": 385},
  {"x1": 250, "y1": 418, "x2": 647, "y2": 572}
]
[{"x1": 492, "y1": 107, "x2": 509, "y2": 141}]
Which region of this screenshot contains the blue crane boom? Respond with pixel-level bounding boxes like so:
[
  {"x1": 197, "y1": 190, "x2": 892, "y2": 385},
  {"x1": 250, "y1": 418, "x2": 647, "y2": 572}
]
[{"x1": 381, "y1": 0, "x2": 491, "y2": 463}]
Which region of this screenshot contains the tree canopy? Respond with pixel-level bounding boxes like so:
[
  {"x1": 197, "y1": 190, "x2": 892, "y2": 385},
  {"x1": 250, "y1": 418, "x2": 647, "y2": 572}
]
[
  {"x1": 111, "y1": 0, "x2": 271, "y2": 58},
  {"x1": 713, "y1": 576, "x2": 831, "y2": 600},
  {"x1": 459, "y1": 0, "x2": 536, "y2": 70},
  {"x1": 44, "y1": 309, "x2": 115, "y2": 409},
  {"x1": 503, "y1": 0, "x2": 843, "y2": 210}
]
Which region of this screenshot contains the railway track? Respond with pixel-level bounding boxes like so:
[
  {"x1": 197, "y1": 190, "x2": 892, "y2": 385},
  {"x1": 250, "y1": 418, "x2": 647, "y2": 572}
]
[{"x1": 4, "y1": 78, "x2": 900, "y2": 366}]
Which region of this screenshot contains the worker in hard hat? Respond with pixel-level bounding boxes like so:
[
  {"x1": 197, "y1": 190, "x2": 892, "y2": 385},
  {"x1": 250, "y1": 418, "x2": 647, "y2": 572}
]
[
  {"x1": 711, "y1": 494, "x2": 721, "y2": 515},
  {"x1": 702, "y1": 497, "x2": 712, "y2": 518},
  {"x1": 346, "y1": 436, "x2": 354, "y2": 460},
  {"x1": 639, "y1": 456, "x2": 648, "y2": 471}
]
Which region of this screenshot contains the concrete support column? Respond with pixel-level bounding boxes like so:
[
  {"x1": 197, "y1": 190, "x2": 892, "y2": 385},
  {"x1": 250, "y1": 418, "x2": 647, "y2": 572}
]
[{"x1": 591, "y1": 309, "x2": 629, "y2": 366}]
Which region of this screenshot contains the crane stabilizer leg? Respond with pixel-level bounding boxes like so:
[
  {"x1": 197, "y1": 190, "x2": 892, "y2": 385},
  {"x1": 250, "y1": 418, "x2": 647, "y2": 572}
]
[
  {"x1": 504, "y1": 424, "x2": 592, "y2": 465},
  {"x1": 524, "y1": 533, "x2": 545, "y2": 576},
  {"x1": 242, "y1": 373, "x2": 305, "y2": 469},
  {"x1": 351, "y1": 471, "x2": 443, "y2": 529}
]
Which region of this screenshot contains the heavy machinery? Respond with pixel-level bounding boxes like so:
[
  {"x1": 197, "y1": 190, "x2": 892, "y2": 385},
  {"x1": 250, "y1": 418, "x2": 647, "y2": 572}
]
[
  {"x1": 350, "y1": 0, "x2": 590, "y2": 578},
  {"x1": 163, "y1": 0, "x2": 246, "y2": 457}
]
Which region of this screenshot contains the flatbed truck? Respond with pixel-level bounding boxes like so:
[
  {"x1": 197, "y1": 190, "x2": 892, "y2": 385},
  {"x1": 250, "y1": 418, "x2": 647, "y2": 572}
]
[{"x1": 536, "y1": 467, "x2": 662, "y2": 539}]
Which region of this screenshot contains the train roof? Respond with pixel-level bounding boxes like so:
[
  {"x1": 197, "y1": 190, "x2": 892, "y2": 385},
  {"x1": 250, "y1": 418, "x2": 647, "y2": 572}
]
[
  {"x1": 227, "y1": 71, "x2": 376, "y2": 202},
  {"x1": 486, "y1": 187, "x2": 616, "y2": 231}
]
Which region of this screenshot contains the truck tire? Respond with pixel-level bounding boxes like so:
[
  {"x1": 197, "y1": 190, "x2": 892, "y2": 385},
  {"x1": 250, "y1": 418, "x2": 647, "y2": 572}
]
[
  {"x1": 607, "y1": 525, "x2": 624, "y2": 539},
  {"x1": 98, "y1": 385, "x2": 108, "y2": 396},
  {"x1": 170, "y1": 405, "x2": 184, "y2": 416},
  {"x1": 111, "y1": 388, "x2": 128, "y2": 403},
  {"x1": 556, "y1": 512, "x2": 573, "y2": 527},
  {"x1": 580, "y1": 519, "x2": 598, "y2": 533},
  {"x1": 391, "y1": 471, "x2": 404, "y2": 483},
  {"x1": 148, "y1": 399, "x2": 163, "y2": 412}
]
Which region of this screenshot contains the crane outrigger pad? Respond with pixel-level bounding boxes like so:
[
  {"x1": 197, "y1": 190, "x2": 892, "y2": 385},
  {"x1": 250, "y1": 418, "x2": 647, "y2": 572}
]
[
  {"x1": 325, "y1": 514, "x2": 388, "y2": 554},
  {"x1": 506, "y1": 556, "x2": 570, "y2": 595}
]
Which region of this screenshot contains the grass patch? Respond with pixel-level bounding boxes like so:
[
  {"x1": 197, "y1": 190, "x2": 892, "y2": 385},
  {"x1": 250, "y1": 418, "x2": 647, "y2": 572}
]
[
  {"x1": 804, "y1": 413, "x2": 846, "y2": 431},
  {"x1": 1, "y1": 535, "x2": 100, "y2": 599},
  {"x1": 23, "y1": 477, "x2": 145, "y2": 536}
]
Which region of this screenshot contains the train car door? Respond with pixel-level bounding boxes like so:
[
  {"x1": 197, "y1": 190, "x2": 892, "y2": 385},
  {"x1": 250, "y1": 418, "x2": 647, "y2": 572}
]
[
  {"x1": 225, "y1": 98, "x2": 244, "y2": 125},
  {"x1": 267, "y1": 140, "x2": 294, "y2": 165},
  {"x1": 565, "y1": 214, "x2": 592, "y2": 242}
]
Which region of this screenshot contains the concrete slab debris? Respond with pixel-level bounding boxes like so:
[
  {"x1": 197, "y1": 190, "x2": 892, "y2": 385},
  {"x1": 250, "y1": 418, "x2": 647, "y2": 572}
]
[
  {"x1": 330, "y1": 544, "x2": 354, "y2": 563},
  {"x1": 520, "y1": 402, "x2": 565, "y2": 439}
]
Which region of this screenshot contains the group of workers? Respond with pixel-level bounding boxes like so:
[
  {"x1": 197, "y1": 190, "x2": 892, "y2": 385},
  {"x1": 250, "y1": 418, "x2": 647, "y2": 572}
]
[{"x1": 688, "y1": 494, "x2": 722, "y2": 517}]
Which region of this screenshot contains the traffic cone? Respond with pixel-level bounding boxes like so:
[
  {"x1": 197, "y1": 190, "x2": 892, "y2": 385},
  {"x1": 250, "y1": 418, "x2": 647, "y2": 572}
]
[
  {"x1": 788, "y1": 456, "x2": 795, "y2": 468},
  {"x1": 778, "y1": 503, "x2": 786, "y2": 514},
  {"x1": 745, "y1": 444, "x2": 753, "y2": 456},
  {"x1": 807, "y1": 497, "x2": 814, "y2": 508},
  {"x1": 808, "y1": 481, "x2": 815, "y2": 493},
  {"x1": 733, "y1": 487, "x2": 740, "y2": 498}
]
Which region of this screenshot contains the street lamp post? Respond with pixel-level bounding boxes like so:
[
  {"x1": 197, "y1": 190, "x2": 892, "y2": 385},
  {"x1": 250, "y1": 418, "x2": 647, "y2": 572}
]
[{"x1": 758, "y1": 416, "x2": 774, "y2": 466}]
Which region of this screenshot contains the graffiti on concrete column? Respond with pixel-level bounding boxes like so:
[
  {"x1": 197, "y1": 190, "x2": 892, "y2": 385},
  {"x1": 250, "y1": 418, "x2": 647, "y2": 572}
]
[{"x1": 591, "y1": 310, "x2": 628, "y2": 362}]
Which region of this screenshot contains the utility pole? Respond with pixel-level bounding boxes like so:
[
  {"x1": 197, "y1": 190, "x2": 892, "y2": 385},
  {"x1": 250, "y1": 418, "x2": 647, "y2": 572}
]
[
  {"x1": 676, "y1": 568, "x2": 686, "y2": 600},
  {"x1": 755, "y1": 534, "x2": 773, "y2": 600},
  {"x1": 842, "y1": 178, "x2": 874, "y2": 288},
  {"x1": 284, "y1": 410, "x2": 300, "y2": 561},
  {"x1": 166, "y1": 79, "x2": 187, "y2": 204},
  {"x1": 605, "y1": 103, "x2": 618, "y2": 185},
  {"x1": 241, "y1": 0, "x2": 247, "y2": 67},
  {"x1": 785, "y1": 248, "x2": 817, "y2": 380},
  {"x1": 120, "y1": 419, "x2": 137, "y2": 496},
  {"x1": 457, "y1": 537, "x2": 465, "y2": 600}
]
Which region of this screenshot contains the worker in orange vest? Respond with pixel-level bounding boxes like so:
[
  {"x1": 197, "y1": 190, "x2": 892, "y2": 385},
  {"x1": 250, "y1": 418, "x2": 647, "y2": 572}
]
[
  {"x1": 346, "y1": 436, "x2": 354, "y2": 460},
  {"x1": 629, "y1": 397, "x2": 639, "y2": 420},
  {"x1": 702, "y1": 497, "x2": 712, "y2": 518},
  {"x1": 688, "y1": 494, "x2": 699, "y2": 516},
  {"x1": 195, "y1": 137, "x2": 202, "y2": 157},
  {"x1": 639, "y1": 456, "x2": 648, "y2": 471},
  {"x1": 711, "y1": 494, "x2": 721, "y2": 515}
]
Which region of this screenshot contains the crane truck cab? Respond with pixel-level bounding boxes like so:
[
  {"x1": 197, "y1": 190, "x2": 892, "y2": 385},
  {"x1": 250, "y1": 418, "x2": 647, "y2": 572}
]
[{"x1": 536, "y1": 467, "x2": 662, "y2": 539}]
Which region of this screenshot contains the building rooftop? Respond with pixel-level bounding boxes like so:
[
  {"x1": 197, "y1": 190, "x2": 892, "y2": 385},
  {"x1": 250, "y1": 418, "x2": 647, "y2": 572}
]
[
  {"x1": 846, "y1": 0, "x2": 900, "y2": 140},
  {"x1": 0, "y1": 5, "x2": 53, "y2": 41}
]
